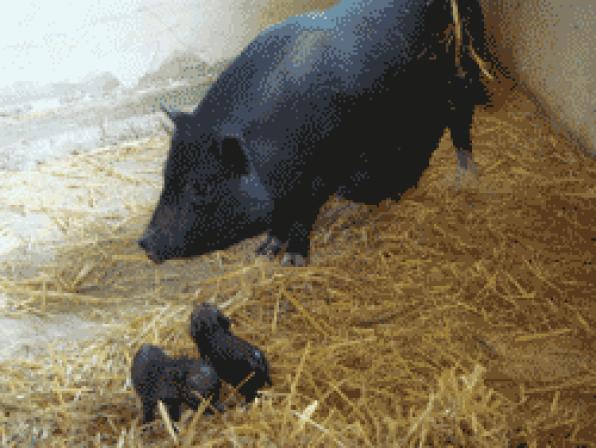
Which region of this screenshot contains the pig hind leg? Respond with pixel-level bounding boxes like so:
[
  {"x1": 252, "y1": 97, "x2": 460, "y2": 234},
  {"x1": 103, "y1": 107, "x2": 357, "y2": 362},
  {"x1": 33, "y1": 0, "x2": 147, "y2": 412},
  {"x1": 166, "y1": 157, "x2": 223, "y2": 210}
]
[
  {"x1": 447, "y1": 82, "x2": 478, "y2": 188},
  {"x1": 165, "y1": 400, "x2": 182, "y2": 422},
  {"x1": 449, "y1": 101, "x2": 476, "y2": 167},
  {"x1": 141, "y1": 398, "x2": 157, "y2": 424},
  {"x1": 448, "y1": 0, "x2": 489, "y2": 188},
  {"x1": 239, "y1": 382, "x2": 258, "y2": 403}
]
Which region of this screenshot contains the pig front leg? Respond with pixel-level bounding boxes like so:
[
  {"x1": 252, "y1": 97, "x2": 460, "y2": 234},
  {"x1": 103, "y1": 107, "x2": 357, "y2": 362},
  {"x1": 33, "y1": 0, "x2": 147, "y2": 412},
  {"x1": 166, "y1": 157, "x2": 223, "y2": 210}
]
[
  {"x1": 256, "y1": 210, "x2": 292, "y2": 262},
  {"x1": 281, "y1": 219, "x2": 314, "y2": 267},
  {"x1": 257, "y1": 175, "x2": 332, "y2": 266},
  {"x1": 281, "y1": 176, "x2": 333, "y2": 266},
  {"x1": 255, "y1": 196, "x2": 294, "y2": 260}
]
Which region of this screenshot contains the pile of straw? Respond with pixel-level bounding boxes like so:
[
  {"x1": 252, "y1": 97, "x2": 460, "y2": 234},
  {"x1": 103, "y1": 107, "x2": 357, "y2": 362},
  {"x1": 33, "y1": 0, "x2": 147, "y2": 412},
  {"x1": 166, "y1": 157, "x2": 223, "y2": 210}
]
[{"x1": 0, "y1": 87, "x2": 594, "y2": 447}]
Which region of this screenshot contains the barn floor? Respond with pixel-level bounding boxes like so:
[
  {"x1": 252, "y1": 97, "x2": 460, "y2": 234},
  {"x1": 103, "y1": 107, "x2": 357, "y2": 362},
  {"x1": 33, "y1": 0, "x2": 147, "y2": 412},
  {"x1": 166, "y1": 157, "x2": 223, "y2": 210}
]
[{"x1": 0, "y1": 86, "x2": 594, "y2": 447}]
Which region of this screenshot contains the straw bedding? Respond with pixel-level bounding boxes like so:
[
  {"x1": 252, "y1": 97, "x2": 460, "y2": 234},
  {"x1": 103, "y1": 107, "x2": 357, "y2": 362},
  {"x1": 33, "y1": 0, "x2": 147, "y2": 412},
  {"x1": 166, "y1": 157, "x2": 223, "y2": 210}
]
[{"x1": 0, "y1": 86, "x2": 594, "y2": 447}]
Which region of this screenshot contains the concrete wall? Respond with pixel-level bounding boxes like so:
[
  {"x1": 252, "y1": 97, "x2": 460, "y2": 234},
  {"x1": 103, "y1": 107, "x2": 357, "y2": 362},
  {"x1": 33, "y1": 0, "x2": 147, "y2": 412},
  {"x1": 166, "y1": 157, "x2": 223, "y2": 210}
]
[
  {"x1": 479, "y1": 0, "x2": 596, "y2": 154},
  {"x1": 255, "y1": 0, "x2": 595, "y2": 154}
]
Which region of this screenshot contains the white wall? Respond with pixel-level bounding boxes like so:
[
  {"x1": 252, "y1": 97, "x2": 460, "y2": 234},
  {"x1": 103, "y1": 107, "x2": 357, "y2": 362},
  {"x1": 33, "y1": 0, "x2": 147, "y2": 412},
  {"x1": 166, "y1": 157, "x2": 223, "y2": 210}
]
[
  {"x1": 0, "y1": 0, "x2": 270, "y2": 89},
  {"x1": 479, "y1": 0, "x2": 596, "y2": 154}
]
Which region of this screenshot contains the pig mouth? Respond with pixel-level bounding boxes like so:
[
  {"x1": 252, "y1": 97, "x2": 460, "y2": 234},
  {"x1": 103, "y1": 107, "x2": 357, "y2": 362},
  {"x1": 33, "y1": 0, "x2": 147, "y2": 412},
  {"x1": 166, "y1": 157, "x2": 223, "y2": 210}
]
[
  {"x1": 145, "y1": 251, "x2": 165, "y2": 264},
  {"x1": 137, "y1": 236, "x2": 165, "y2": 264}
]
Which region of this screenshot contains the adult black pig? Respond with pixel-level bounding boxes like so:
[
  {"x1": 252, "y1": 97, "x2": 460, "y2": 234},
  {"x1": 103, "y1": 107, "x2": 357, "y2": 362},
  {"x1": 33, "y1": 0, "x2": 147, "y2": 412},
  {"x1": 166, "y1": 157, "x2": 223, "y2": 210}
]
[{"x1": 139, "y1": 0, "x2": 491, "y2": 266}]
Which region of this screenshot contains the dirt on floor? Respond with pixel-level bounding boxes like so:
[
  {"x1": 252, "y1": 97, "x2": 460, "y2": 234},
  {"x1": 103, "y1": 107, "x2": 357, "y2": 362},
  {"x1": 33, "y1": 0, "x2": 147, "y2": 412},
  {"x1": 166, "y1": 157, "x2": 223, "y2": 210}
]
[{"x1": 0, "y1": 86, "x2": 594, "y2": 447}]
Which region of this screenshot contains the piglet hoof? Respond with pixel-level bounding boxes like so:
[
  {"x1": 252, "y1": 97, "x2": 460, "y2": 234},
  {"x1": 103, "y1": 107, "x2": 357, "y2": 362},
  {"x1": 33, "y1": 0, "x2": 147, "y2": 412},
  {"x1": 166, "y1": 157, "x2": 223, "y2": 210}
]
[
  {"x1": 256, "y1": 234, "x2": 283, "y2": 259},
  {"x1": 281, "y1": 252, "x2": 307, "y2": 267},
  {"x1": 204, "y1": 401, "x2": 225, "y2": 415}
]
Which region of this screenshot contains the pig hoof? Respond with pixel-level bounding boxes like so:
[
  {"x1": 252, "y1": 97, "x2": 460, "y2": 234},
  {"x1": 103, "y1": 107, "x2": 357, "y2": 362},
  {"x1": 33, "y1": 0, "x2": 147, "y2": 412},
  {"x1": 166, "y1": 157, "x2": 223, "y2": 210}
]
[
  {"x1": 455, "y1": 163, "x2": 478, "y2": 191},
  {"x1": 281, "y1": 253, "x2": 307, "y2": 267},
  {"x1": 256, "y1": 235, "x2": 283, "y2": 258}
]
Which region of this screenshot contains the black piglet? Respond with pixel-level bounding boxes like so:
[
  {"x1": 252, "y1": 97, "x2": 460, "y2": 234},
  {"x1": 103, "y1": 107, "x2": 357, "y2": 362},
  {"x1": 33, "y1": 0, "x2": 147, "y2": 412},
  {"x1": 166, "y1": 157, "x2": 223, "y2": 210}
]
[
  {"x1": 131, "y1": 343, "x2": 223, "y2": 424},
  {"x1": 190, "y1": 303, "x2": 272, "y2": 403}
]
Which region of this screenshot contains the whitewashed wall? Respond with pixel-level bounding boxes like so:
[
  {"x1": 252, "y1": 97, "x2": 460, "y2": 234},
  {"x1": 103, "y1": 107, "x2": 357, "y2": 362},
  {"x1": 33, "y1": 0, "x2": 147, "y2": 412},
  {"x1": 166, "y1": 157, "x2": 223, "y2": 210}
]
[{"x1": 479, "y1": 0, "x2": 595, "y2": 154}]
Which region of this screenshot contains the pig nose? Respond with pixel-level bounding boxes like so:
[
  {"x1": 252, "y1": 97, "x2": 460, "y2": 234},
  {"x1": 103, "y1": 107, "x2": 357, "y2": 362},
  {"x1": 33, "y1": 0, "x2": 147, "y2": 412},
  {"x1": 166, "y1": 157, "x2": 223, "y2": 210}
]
[
  {"x1": 138, "y1": 236, "x2": 164, "y2": 264},
  {"x1": 137, "y1": 237, "x2": 148, "y2": 251}
]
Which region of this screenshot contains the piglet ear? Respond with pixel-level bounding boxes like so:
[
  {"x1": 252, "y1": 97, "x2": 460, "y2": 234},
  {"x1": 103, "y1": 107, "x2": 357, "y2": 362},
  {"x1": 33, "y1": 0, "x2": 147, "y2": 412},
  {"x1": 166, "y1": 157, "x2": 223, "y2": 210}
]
[{"x1": 220, "y1": 136, "x2": 249, "y2": 177}]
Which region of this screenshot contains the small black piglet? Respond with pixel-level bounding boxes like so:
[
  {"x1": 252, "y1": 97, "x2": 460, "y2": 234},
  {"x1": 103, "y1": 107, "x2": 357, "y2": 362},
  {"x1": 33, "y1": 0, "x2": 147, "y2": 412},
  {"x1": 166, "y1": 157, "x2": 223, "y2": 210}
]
[
  {"x1": 190, "y1": 303, "x2": 272, "y2": 403},
  {"x1": 131, "y1": 343, "x2": 223, "y2": 424}
]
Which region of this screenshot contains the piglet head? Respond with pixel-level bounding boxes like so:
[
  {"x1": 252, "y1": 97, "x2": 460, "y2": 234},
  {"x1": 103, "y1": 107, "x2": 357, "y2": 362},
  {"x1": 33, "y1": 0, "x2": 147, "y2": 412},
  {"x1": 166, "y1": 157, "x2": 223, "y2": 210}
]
[{"x1": 190, "y1": 303, "x2": 231, "y2": 342}]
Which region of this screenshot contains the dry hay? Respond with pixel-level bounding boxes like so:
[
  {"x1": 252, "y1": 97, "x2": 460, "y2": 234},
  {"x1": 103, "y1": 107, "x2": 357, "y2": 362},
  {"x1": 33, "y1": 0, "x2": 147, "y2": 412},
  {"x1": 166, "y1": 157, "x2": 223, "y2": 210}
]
[{"x1": 1, "y1": 86, "x2": 595, "y2": 447}]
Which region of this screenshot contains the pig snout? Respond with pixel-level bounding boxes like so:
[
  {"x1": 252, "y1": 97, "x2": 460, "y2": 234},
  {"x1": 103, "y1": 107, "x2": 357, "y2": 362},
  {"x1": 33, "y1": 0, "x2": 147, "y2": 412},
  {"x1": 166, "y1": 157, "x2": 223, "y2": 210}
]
[{"x1": 138, "y1": 232, "x2": 164, "y2": 264}]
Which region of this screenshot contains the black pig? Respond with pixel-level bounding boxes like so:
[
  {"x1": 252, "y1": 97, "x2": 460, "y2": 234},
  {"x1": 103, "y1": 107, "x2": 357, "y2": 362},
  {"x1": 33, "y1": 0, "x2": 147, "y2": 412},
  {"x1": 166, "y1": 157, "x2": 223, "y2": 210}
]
[
  {"x1": 139, "y1": 0, "x2": 492, "y2": 266},
  {"x1": 189, "y1": 303, "x2": 272, "y2": 403},
  {"x1": 131, "y1": 344, "x2": 223, "y2": 424}
]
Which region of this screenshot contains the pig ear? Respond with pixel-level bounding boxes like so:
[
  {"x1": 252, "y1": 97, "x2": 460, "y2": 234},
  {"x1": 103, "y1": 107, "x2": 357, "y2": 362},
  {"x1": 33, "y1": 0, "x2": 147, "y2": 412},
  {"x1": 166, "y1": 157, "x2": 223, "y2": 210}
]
[
  {"x1": 220, "y1": 136, "x2": 249, "y2": 177},
  {"x1": 160, "y1": 102, "x2": 183, "y2": 123}
]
